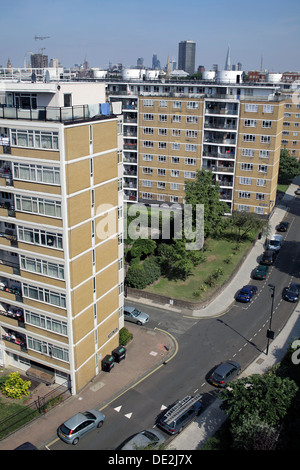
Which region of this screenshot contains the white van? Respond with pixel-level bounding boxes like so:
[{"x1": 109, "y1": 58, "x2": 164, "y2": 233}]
[{"x1": 268, "y1": 234, "x2": 283, "y2": 252}]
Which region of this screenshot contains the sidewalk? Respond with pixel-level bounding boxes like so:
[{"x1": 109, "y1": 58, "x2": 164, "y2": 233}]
[{"x1": 0, "y1": 323, "x2": 175, "y2": 450}]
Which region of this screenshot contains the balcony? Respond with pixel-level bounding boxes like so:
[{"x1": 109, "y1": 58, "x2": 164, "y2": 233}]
[
  {"x1": 2, "y1": 328, "x2": 26, "y2": 352},
  {"x1": 123, "y1": 178, "x2": 137, "y2": 189},
  {"x1": 205, "y1": 102, "x2": 239, "y2": 116},
  {"x1": 204, "y1": 118, "x2": 237, "y2": 130},
  {"x1": 0, "y1": 103, "x2": 116, "y2": 124},
  {"x1": 0, "y1": 278, "x2": 22, "y2": 302},
  {"x1": 204, "y1": 132, "x2": 236, "y2": 146},
  {"x1": 0, "y1": 303, "x2": 24, "y2": 328},
  {"x1": 124, "y1": 141, "x2": 137, "y2": 151},
  {"x1": 124, "y1": 166, "x2": 137, "y2": 177}
]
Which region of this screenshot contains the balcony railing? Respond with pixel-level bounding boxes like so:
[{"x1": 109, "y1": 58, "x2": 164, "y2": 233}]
[{"x1": 0, "y1": 104, "x2": 114, "y2": 123}]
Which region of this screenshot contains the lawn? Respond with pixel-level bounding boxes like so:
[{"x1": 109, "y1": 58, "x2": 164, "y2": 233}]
[{"x1": 144, "y1": 236, "x2": 254, "y2": 302}]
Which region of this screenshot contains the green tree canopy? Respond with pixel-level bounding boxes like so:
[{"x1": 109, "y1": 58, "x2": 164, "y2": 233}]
[
  {"x1": 278, "y1": 149, "x2": 300, "y2": 184},
  {"x1": 220, "y1": 373, "x2": 298, "y2": 428},
  {"x1": 185, "y1": 169, "x2": 228, "y2": 238}
]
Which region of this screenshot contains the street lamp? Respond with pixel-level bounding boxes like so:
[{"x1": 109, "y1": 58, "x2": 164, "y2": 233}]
[{"x1": 266, "y1": 283, "x2": 275, "y2": 355}]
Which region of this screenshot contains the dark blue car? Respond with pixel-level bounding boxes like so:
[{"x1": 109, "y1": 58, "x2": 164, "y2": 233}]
[
  {"x1": 236, "y1": 285, "x2": 258, "y2": 303},
  {"x1": 282, "y1": 283, "x2": 300, "y2": 302}
]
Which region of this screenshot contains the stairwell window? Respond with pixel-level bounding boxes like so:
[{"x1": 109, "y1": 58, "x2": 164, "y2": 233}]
[{"x1": 15, "y1": 195, "x2": 61, "y2": 218}]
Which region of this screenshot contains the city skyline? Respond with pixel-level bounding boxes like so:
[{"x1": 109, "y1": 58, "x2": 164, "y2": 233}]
[{"x1": 2, "y1": 0, "x2": 300, "y2": 72}]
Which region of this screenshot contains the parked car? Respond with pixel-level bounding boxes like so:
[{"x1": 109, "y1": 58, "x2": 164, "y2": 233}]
[
  {"x1": 260, "y1": 250, "x2": 276, "y2": 266},
  {"x1": 236, "y1": 285, "x2": 258, "y2": 302},
  {"x1": 14, "y1": 442, "x2": 38, "y2": 450},
  {"x1": 57, "y1": 409, "x2": 105, "y2": 445},
  {"x1": 268, "y1": 234, "x2": 283, "y2": 252},
  {"x1": 120, "y1": 429, "x2": 165, "y2": 450},
  {"x1": 277, "y1": 221, "x2": 289, "y2": 232},
  {"x1": 158, "y1": 394, "x2": 203, "y2": 435},
  {"x1": 124, "y1": 305, "x2": 149, "y2": 325},
  {"x1": 253, "y1": 265, "x2": 269, "y2": 280},
  {"x1": 282, "y1": 283, "x2": 300, "y2": 302},
  {"x1": 208, "y1": 361, "x2": 241, "y2": 387},
  {"x1": 294, "y1": 188, "x2": 300, "y2": 195}
]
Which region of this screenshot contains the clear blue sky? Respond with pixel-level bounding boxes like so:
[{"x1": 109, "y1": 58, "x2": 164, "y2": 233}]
[{"x1": 2, "y1": 0, "x2": 300, "y2": 72}]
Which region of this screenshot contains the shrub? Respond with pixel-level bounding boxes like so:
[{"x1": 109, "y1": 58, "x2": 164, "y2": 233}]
[
  {"x1": 143, "y1": 256, "x2": 161, "y2": 284},
  {"x1": 0, "y1": 372, "x2": 31, "y2": 399},
  {"x1": 126, "y1": 264, "x2": 149, "y2": 289},
  {"x1": 119, "y1": 327, "x2": 132, "y2": 346}
]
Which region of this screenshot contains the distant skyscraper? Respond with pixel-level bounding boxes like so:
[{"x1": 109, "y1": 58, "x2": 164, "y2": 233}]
[
  {"x1": 178, "y1": 40, "x2": 196, "y2": 75},
  {"x1": 224, "y1": 45, "x2": 231, "y2": 71},
  {"x1": 31, "y1": 53, "x2": 48, "y2": 68},
  {"x1": 137, "y1": 57, "x2": 144, "y2": 68},
  {"x1": 152, "y1": 54, "x2": 161, "y2": 70}
]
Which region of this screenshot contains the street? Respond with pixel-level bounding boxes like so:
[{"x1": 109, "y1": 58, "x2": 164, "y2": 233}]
[{"x1": 49, "y1": 197, "x2": 300, "y2": 450}]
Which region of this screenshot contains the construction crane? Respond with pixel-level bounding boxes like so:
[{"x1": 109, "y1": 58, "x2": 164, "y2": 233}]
[{"x1": 34, "y1": 35, "x2": 50, "y2": 55}]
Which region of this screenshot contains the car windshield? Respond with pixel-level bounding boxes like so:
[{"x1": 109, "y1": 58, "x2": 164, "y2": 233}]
[
  {"x1": 60, "y1": 423, "x2": 71, "y2": 434},
  {"x1": 142, "y1": 430, "x2": 158, "y2": 442},
  {"x1": 270, "y1": 240, "x2": 280, "y2": 246},
  {"x1": 289, "y1": 285, "x2": 299, "y2": 293},
  {"x1": 212, "y1": 372, "x2": 223, "y2": 381},
  {"x1": 131, "y1": 308, "x2": 141, "y2": 317},
  {"x1": 82, "y1": 411, "x2": 96, "y2": 420}
]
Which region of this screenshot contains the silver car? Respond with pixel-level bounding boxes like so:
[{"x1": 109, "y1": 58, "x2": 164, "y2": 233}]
[
  {"x1": 124, "y1": 305, "x2": 149, "y2": 325},
  {"x1": 57, "y1": 409, "x2": 105, "y2": 445},
  {"x1": 120, "y1": 428, "x2": 165, "y2": 450}
]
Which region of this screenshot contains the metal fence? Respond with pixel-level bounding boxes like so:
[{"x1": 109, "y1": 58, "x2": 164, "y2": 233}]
[{"x1": 0, "y1": 382, "x2": 71, "y2": 440}]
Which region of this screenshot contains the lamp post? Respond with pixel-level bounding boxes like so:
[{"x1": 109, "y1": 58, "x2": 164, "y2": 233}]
[{"x1": 266, "y1": 283, "x2": 275, "y2": 355}]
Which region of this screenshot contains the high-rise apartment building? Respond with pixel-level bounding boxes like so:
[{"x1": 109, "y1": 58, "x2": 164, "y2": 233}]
[
  {"x1": 178, "y1": 40, "x2": 196, "y2": 75},
  {"x1": 107, "y1": 74, "x2": 289, "y2": 216},
  {"x1": 0, "y1": 79, "x2": 124, "y2": 394}
]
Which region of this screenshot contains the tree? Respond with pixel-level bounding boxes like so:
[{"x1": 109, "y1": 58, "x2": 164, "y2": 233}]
[
  {"x1": 278, "y1": 149, "x2": 300, "y2": 184},
  {"x1": 157, "y1": 240, "x2": 194, "y2": 280},
  {"x1": 220, "y1": 373, "x2": 298, "y2": 428},
  {"x1": 230, "y1": 211, "x2": 269, "y2": 242},
  {"x1": 185, "y1": 169, "x2": 228, "y2": 238},
  {"x1": 130, "y1": 238, "x2": 156, "y2": 260},
  {"x1": 230, "y1": 412, "x2": 280, "y2": 450},
  {"x1": 126, "y1": 264, "x2": 149, "y2": 289}
]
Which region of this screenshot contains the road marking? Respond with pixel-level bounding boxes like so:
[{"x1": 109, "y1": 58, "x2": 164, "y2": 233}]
[
  {"x1": 114, "y1": 406, "x2": 122, "y2": 412},
  {"x1": 161, "y1": 404, "x2": 167, "y2": 410},
  {"x1": 124, "y1": 413, "x2": 132, "y2": 419}
]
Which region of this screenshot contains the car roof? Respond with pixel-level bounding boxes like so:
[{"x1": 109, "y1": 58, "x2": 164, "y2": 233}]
[
  {"x1": 215, "y1": 361, "x2": 239, "y2": 375},
  {"x1": 124, "y1": 305, "x2": 136, "y2": 313},
  {"x1": 122, "y1": 429, "x2": 164, "y2": 449},
  {"x1": 63, "y1": 409, "x2": 98, "y2": 428}
]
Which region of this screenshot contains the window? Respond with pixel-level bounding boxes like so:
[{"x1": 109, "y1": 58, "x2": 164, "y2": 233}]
[
  {"x1": 170, "y1": 195, "x2": 179, "y2": 203},
  {"x1": 258, "y1": 165, "x2": 268, "y2": 173},
  {"x1": 142, "y1": 167, "x2": 153, "y2": 174},
  {"x1": 23, "y1": 284, "x2": 66, "y2": 308},
  {"x1": 242, "y1": 149, "x2": 255, "y2": 157},
  {"x1": 185, "y1": 144, "x2": 197, "y2": 151},
  {"x1": 17, "y1": 226, "x2": 63, "y2": 249},
  {"x1": 142, "y1": 192, "x2": 153, "y2": 199},
  {"x1": 171, "y1": 170, "x2": 180, "y2": 177},
  {"x1": 13, "y1": 163, "x2": 60, "y2": 185},
  {"x1": 261, "y1": 135, "x2": 271, "y2": 143},
  {"x1": 263, "y1": 105, "x2": 273, "y2": 113},
  {"x1": 172, "y1": 129, "x2": 181, "y2": 137},
  {"x1": 243, "y1": 134, "x2": 256, "y2": 142},
  {"x1": 158, "y1": 128, "x2": 167, "y2": 135},
  {"x1": 245, "y1": 104, "x2": 258, "y2": 112},
  {"x1": 185, "y1": 158, "x2": 196, "y2": 165},
  {"x1": 184, "y1": 171, "x2": 196, "y2": 179},
  {"x1": 158, "y1": 155, "x2": 166, "y2": 162},
  {"x1": 172, "y1": 115, "x2": 181, "y2": 122},
  {"x1": 186, "y1": 130, "x2": 198, "y2": 138},
  {"x1": 172, "y1": 143, "x2": 180, "y2": 150},
  {"x1": 159, "y1": 100, "x2": 168, "y2": 107},
  {"x1": 171, "y1": 156, "x2": 180, "y2": 164},
  {"x1": 170, "y1": 183, "x2": 179, "y2": 190},
  {"x1": 157, "y1": 182, "x2": 166, "y2": 189},
  {"x1": 143, "y1": 113, "x2": 154, "y2": 121},
  {"x1": 11, "y1": 129, "x2": 59, "y2": 150},
  {"x1": 173, "y1": 101, "x2": 182, "y2": 109},
  {"x1": 241, "y1": 163, "x2": 253, "y2": 171},
  {"x1": 238, "y1": 204, "x2": 250, "y2": 212},
  {"x1": 15, "y1": 195, "x2": 61, "y2": 218},
  {"x1": 262, "y1": 120, "x2": 272, "y2": 128},
  {"x1": 239, "y1": 191, "x2": 251, "y2": 199},
  {"x1": 159, "y1": 142, "x2": 167, "y2": 149},
  {"x1": 186, "y1": 116, "x2": 198, "y2": 124},
  {"x1": 143, "y1": 127, "x2": 154, "y2": 134},
  {"x1": 20, "y1": 255, "x2": 64, "y2": 280},
  {"x1": 25, "y1": 310, "x2": 67, "y2": 336},
  {"x1": 240, "y1": 177, "x2": 252, "y2": 185},
  {"x1": 159, "y1": 114, "x2": 168, "y2": 122},
  {"x1": 257, "y1": 179, "x2": 266, "y2": 186},
  {"x1": 158, "y1": 169, "x2": 166, "y2": 176},
  {"x1": 187, "y1": 101, "x2": 199, "y2": 109},
  {"x1": 143, "y1": 141, "x2": 153, "y2": 148},
  {"x1": 244, "y1": 119, "x2": 257, "y2": 127},
  {"x1": 142, "y1": 180, "x2": 153, "y2": 187},
  {"x1": 259, "y1": 150, "x2": 269, "y2": 158},
  {"x1": 255, "y1": 206, "x2": 265, "y2": 214},
  {"x1": 143, "y1": 99, "x2": 154, "y2": 107},
  {"x1": 27, "y1": 336, "x2": 69, "y2": 362},
  {"x1": 256, "y1": 193, "x2": 265, "y2": 200},
  {"x1": 143, "y1": 154, "x2": 153, "y2": 161}
]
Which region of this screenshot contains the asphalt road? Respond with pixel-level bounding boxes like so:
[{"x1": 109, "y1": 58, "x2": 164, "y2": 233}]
[{"x1": 51, "y1": 197, "x2": 300, "y2": 450}]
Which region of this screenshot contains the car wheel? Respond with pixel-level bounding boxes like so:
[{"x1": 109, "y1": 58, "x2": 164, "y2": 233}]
[
  {"x1": 178, "y1": 427, "x2": 183, "y2": 434},
  {"x1": 72, "y1": 437, "x2": 79, "y2": 445},
  {"x1": 97, "y1": 420, "x2": 104, "y2": 428},
  {"x1": 137, "y1": 321, "x2": 142, "y2": 326}
]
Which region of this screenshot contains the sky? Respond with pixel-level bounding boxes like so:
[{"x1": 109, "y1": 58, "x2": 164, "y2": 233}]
[{"x1": 1, "y1": 0, "x2": 300, "y2": 72}]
